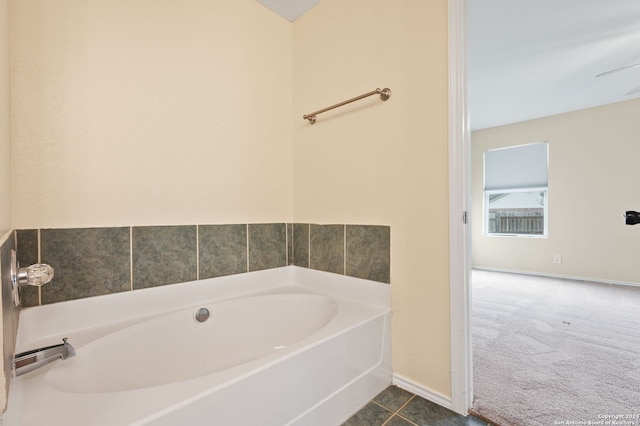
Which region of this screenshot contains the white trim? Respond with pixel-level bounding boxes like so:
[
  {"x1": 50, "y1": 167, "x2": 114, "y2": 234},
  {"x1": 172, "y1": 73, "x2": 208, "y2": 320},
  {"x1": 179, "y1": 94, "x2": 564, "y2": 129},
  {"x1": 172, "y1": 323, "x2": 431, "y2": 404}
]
[
  {"x1": 448, "y1": 0, "x2": 472, "y2": 416},
  {"x1": 393, "y1": 374, "x2": 452, "y2": 410},
  {"x1": 473, "y1": 266, "x2": 640, "y2": 288}
]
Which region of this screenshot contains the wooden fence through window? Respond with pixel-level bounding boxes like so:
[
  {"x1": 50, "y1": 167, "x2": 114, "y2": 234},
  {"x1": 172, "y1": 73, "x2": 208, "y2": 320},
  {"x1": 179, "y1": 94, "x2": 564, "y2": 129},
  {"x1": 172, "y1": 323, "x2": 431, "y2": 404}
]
[{"x1": 489, "y1": 210, "x2": 544, "y2": 235}]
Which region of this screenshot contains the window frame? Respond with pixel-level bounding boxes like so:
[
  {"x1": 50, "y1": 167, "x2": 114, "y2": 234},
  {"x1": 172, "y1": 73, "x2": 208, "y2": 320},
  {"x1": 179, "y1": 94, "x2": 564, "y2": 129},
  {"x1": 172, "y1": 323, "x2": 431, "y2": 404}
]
[{"x1": 483, "y1": 187, "x2": 548, "y2": 238}]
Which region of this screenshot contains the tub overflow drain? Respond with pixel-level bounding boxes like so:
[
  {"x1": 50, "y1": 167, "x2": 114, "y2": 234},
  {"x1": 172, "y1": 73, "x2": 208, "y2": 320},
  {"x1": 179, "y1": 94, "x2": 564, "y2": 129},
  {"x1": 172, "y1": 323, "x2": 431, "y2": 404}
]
[{"x1": 194, "y1": 307, "x2": 210, "y2": 323}]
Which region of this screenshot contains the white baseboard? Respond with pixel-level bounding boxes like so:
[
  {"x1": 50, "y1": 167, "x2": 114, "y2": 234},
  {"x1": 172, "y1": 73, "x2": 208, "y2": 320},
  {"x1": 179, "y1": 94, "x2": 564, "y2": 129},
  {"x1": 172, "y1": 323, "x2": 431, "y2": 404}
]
[
  {"x1": 392, "y1": 374, "x2": 452, "y2": 410},
  {"x1": 473, "y1": 266, "x2": 640, "y2": 288}
]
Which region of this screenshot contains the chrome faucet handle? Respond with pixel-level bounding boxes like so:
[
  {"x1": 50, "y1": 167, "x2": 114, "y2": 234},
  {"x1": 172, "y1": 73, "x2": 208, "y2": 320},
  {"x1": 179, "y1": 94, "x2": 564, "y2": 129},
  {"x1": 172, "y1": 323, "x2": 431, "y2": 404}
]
[
  {"x1": 11, "y1": 249, "x2": 55, "y2": 287},
  {"x1": 16, "y1": 263, "x2": 54, "y2": 287},
  {"x1": 10, "y1": 249, "x2": 55, "y2": 307}
]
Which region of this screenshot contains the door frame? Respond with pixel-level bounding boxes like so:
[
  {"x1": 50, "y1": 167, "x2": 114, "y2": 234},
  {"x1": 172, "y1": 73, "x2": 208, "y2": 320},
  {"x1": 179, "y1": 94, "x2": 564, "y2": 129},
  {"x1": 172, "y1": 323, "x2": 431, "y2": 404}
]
[{"x1": 448, "y1": 0, "x2": 472, "y2": 415}]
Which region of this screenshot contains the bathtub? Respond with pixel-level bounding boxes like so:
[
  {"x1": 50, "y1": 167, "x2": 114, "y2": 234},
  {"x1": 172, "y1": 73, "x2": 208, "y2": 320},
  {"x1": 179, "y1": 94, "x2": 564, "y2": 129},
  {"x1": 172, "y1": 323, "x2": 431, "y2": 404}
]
[{"x1": 6, "y1": 266, "x2": 391, "y2": 425}]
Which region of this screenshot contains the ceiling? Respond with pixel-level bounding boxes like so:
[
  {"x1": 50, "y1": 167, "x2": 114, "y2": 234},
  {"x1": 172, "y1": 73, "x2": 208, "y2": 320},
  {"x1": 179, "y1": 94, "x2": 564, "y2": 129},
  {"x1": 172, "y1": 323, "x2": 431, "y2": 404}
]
[
  {"x1": 469, "y1": 0, "x2": 640, "y2": 130},
  {"x1": 256, "y1": 0, "x2": 640, "y2": 130},
  {"x1": 256, "y1": 0, "x2": 320, "y2": 22}
]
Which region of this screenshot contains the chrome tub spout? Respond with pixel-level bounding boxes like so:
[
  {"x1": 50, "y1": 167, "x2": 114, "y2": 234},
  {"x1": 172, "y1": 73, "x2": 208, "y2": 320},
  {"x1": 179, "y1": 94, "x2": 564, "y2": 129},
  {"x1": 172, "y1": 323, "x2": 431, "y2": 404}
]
[{"x1": 14, "y1": 338, "x2": 76, "y2": 377}]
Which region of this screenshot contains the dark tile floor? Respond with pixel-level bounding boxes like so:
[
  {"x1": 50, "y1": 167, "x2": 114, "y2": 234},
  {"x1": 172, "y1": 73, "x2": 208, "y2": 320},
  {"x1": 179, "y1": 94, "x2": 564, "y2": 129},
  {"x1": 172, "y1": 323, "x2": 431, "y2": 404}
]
[{"x1": 343, "y1": 386, "x2": 492, "y2": 426}]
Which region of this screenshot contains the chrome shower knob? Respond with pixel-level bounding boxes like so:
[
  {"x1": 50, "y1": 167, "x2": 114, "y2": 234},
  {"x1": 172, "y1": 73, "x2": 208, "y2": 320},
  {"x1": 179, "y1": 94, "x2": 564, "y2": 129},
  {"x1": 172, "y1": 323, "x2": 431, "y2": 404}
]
[
  {"x1": 16, "y1": 263, "x2": 55, "y2": 287},
  {"x1": 11, "y1": 249, "x2": 55, "y2": 287}
]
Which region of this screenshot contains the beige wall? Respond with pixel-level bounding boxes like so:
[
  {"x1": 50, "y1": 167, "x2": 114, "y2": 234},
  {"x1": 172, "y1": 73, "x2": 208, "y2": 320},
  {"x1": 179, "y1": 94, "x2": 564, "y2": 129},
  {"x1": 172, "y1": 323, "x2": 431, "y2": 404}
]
[
  {"x1": 0, "y1": 0, "x2": 10, "y2": 416},
  {"x1": 473, "y1": 98, "x2": 640, "y2": 284},
  {"x1": 10, "y1": 0, "x2": 293, "y2": 229},
  {"x1": 0, "y1": 0, "x2": 9, "y2": 412},
  {"x1": 8, "y1": 0, "x2": 453, "y2": 402},
  {"x1": 293, "y1": 0, "x2": 451, "y2": 397},
  {"x1": 0, "y1": 0, "x2": 9, "y2": 236}
]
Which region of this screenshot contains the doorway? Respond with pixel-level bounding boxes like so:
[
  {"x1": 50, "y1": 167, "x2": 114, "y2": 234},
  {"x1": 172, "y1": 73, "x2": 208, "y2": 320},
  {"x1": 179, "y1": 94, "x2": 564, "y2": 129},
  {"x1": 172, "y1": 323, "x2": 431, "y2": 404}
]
[{"x1": 450, "y1": 0, "x2": 640, "y2": 422}]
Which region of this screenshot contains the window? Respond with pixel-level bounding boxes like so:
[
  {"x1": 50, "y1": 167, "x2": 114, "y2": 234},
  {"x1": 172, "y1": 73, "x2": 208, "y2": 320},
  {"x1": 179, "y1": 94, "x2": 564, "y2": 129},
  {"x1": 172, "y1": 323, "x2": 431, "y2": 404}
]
[{"x1": 483, "y1": 142, "x2": 548, "y2": 237}]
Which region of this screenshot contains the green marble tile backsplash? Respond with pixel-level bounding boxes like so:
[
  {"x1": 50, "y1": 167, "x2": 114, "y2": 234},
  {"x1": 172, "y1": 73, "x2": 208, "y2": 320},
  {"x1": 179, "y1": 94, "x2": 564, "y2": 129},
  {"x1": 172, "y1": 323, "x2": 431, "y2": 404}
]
[
  {"x1": 15, "y1": 223, "x2": 390, "y2": 307},
  {"x1": 41, "y1": 228, "x2": 131, "y2": 304}
]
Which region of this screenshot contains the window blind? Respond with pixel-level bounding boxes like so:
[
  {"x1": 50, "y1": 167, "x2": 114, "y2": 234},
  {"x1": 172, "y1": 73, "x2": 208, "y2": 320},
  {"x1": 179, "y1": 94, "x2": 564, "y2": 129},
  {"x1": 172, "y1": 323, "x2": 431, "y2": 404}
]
[{"x1": 484, "y1": 142, "x2": 548, "y2": 191}]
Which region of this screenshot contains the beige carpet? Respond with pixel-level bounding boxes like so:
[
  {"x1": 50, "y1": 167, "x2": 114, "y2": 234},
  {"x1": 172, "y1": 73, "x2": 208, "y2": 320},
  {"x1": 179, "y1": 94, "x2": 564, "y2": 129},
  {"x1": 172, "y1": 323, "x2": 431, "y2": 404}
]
[{"x1": 472, "y1": 270, "x2": 640, "y2": 426}]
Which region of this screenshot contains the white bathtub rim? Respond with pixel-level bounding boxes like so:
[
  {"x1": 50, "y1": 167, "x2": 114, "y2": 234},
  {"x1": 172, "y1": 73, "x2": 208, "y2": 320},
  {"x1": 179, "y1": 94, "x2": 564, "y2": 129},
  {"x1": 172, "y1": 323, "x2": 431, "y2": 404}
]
[
  {"x1": 16, "y1": 266, "x2": 390, "y2": 353},
  {"x1": 291, "y1": 266, "x2": 390, "y2": 308}
]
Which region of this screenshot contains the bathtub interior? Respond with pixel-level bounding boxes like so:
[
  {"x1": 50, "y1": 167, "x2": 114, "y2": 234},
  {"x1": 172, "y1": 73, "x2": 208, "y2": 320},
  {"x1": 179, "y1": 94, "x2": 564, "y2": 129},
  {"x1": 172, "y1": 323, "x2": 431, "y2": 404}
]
[
  {"x1": 46, "y1": 293, "x2": 338, "y2": 393},
  {"x1": 7, "y1": 266, "x2": 392, "y2": 426}
]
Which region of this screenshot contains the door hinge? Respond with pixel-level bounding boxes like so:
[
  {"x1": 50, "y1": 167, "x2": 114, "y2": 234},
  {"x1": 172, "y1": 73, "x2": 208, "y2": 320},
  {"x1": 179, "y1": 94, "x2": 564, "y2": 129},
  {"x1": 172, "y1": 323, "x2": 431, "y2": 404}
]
[{"x1": 462, "y1": 211, "x2": 468, "y2": 224}]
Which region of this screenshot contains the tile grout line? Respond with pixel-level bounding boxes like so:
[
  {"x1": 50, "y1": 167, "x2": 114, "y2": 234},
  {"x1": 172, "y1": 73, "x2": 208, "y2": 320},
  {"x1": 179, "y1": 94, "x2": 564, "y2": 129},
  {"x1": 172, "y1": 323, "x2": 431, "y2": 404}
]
[
  {"x1": 37, "y1": 228, "x2": 42, "y2": 305},
  {"x1": 37, "y1": 228, "x2": 41, "y2": 263},
  {"x1": 307, "y1": 223, "x2": 311, "y2": 268},
  {"x1": 129, "y1": 227, "x2": 134, "y2": 291},
  {"x1": 246, "y1": 224, "x2": 250, "y2": 272},
  {"x1": 343, "y1": 224, "x2": 346, "y2": 275},
  {"x1": 396, "y1": 394, "x2": 416, "y2": 411},
  {"x1": 379, "y1": 395, "x2": 418, "y2": 426},
  {"x1": 370, "y1": 401, "x2": 395, "y2": 426},
  {"x1": 196, "y1": 225, "x2": 200, "y2": 280},
  {"x1": 390, "y1": 414, "x2": 419, "y2": 426}
]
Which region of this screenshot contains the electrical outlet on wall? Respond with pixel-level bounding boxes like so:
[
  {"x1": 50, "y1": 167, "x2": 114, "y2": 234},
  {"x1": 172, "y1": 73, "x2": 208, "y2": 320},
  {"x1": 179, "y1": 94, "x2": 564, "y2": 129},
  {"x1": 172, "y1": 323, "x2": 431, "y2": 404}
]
[{"x1": 553, "y1": 255, "x2": 562, "y2": 264}]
